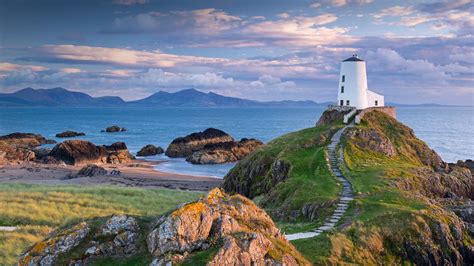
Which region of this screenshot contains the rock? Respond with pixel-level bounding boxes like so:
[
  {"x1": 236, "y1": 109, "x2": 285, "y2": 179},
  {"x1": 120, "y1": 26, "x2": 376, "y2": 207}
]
[
  {"x1": 165, "y1": 128, "x2": 234, "y2": 157},
  {"x1": 103, "y1": 142, "x2": 134, "y2": 164},
  {"x1": 104, "y1": 125, "x2": 126, "y2": 133},
  {"x1": 137, "y1": 144, "x2": 164, "y2": 157},
  {"x1": 0, "y1": 133, "x2": 55, "y2": 164},
  {"x1": 19, "y1": 222, "x2": 90, "y2": 265},
  {"x1": 186, "y1": 138, "x2": 263, "y2": 164},
  {"x1": 110, "y1": 169, "x2": 121, "y2": 176},
  {"x1": 49, "y1": 140, "x2": 133, "y2": 165},
  {"x1": 55, "y1": 131, "x2": 86, "y2": 138},
  {"x1": 77, "y1": 164, "x2": 107, "y2": 177},
  {"x1": 315, "y1": 107, "x2": 353, "y2": 126},
  {"x1": 0, "y1": 132, "x2": 55, "y2": 148},
  {"x1": 32, "y1": 147, "x2": 51, "y2": 159},
  {"x1": 146, "y1": 188, "x2": 307, "y2": 265},
  {"x1": 344, "y1": 127, "x2": 397, "y2": 157},
  {"x1": 49, "y1": 140, "x2": 107, "y2": 165},
  {"x1": 19, "y1": 215, "x2": 140, "y2": 265}
]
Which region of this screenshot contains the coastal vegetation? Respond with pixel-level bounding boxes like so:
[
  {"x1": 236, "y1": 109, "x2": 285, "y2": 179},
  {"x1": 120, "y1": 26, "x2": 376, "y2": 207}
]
[
  {"x1": 0, "y1": 184, "x2": 201, "y2": 265},
  {"x1": 224, "y1": 110, "x2": 474, "y2": 264}
]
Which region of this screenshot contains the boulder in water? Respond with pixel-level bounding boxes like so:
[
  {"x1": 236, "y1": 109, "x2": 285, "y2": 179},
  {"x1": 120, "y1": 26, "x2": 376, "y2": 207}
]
[
  {"x1": 104, "y1": 125, "x2": 126, "y2": 133},
  {"x1": 165, "y1": 128, "x2": 234, "y2": 157},
  {"x1": 55, "y1": 131, "x2": 85, "y2": 138},
  {"x1": 186, "y1": 138, "x2": 263, "y2": 164}
]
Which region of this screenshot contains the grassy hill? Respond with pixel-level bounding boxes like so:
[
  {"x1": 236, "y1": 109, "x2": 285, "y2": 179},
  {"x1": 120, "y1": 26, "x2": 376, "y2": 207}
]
[
  {"x1": 0, "y1": 184, "x2": 201, "y2": 265},
  {"x1": 224, "y1": 110, "x2": 474, "y2": 264}
]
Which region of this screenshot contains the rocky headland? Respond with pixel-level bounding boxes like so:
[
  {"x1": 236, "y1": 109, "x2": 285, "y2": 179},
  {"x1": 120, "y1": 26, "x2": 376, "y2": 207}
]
[
  {"x1": 224, "y1": 108, "x2": 474, "y2": 264},
  {"x1": 19, "y1": 188, "x2": 308, "y2": 265}
]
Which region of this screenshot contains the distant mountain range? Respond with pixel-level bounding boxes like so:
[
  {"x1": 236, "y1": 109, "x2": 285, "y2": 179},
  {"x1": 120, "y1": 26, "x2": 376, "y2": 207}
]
[
  {"x1": 0, "y1": 87, "x2": 322, "y2": 107},
  {"x1": 0, "y1": 87, "x2": 463, "y2": 107}
]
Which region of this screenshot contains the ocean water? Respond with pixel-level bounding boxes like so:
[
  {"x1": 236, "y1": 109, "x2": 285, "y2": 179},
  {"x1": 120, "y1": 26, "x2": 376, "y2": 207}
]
[{"x1": 0, "y1": 106, "x2": 472, "y2": 177}]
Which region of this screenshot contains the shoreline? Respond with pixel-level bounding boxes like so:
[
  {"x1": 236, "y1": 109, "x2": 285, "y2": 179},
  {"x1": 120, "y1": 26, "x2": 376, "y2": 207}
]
[{"x1": 0, "y1": 159, "x2": 223, "y2": 191}]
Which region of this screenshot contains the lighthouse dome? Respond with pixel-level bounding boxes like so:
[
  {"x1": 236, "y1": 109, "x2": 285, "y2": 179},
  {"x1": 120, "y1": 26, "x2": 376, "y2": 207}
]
[{"x1": 343, "y1": 54, "x2": 364, "y2": 62}]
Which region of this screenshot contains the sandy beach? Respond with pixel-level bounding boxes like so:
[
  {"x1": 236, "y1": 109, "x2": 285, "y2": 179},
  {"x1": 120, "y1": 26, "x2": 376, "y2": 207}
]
[{"x1": 0, "y1": 159, "x2": 222, "y2": 191}]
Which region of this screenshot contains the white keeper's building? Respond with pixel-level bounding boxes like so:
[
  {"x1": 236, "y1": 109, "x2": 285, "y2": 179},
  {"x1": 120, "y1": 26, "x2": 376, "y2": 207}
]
[{"x1": 337, "y1": 54, "x2": 384, "y2": 109}]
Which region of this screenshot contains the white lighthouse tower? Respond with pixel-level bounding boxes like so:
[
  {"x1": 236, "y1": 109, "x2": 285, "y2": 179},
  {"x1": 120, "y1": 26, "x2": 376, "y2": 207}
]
[{"x1": 337, "y1": 54, "x2": 384, "y2": 109}]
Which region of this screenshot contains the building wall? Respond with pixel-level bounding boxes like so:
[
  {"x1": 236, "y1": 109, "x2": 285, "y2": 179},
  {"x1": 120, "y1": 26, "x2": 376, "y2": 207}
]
[
  {"x1": 367, "y1": 90, "x2": 384, "y2": 107},
  {"x1": 337, "y1": 61, "x2": 368, "y2": 109}
]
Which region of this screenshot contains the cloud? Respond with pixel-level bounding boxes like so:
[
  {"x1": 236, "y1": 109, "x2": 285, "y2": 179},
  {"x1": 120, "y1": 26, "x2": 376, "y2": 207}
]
[
  {"x1": 28, "y1": 44, "x2": 227, "y2": 68},
  {"x1": 242, "y1": 14, "x2": 356, "y2": 47},
  {"x1": 373, "y1": 6, "x2": 415, "y2": 19},
  {"x1": 113, "y1": 0, "x2": 149, "y2": 5},
  {"x1": 0, "y1": 62, "x2": 48, "y2": 72},
  {"x1": 103, "y1": 8, "x2": 241, "y2": 35}
]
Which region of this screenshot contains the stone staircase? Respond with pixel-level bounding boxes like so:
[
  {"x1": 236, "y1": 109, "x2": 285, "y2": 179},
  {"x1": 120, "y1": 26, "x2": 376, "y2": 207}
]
[{"x1": 285, "y1": 125, "x2": 354, "y2": 241}]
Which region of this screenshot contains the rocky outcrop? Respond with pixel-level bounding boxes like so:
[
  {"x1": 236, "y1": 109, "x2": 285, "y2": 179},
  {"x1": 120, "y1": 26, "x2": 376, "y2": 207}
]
[
  {"x1": 0, "y1": 133, "x2": 55, "y2": 164},
  {"x1": 19, "y1": 222, "x2": 90, "y2": 265},
  {"x1": 315, "y1": 107, "x2": 353, "y2": 126},
  {"x1": 55, "y1": 130, "x2": 85, "y2": 138},
  {"x1": 165, "y1": 128, "x2": 234, "y2": 157},
  {"x1": 104, "y1": 125, "x2": 126, "y2": 133},
  {"x1": 49, "y1": 140, "x2": 133, "y2": 165},
  {"x1": 186, "y1": 138, "x2": 263, "y2": 164},
  {"x1": 147, "y1": 188, "x2": 308, "y2": 265},
  {"x1": 344, "y1": 127, "x2": 396, "y2": 157},
  {"x1": 0, "y1": 132, "x2": 56, "y2": 147},
  {"x1": 19, "y1": 190, "x2": 308, "y2": 265},
  {"x1": 77, "y1": 164, "x2": 107, "y2": 177},
  {"x1": 19, "y1": 215, "x2": 140, "y2": 266},
  {"x1": 137, "y1": 144, "x2": 164, "y2": 157}
]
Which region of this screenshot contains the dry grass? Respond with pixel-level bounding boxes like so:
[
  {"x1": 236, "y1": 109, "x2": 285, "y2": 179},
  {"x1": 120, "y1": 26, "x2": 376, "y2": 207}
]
[{"x1": 0, "y1": 184, "x2": 201, "y2": 265}]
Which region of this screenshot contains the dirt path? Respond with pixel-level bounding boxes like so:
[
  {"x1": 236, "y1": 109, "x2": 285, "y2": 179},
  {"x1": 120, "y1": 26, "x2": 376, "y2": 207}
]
[{"x1": 285, "y1": 125, "x2": 355, "y2": 240}]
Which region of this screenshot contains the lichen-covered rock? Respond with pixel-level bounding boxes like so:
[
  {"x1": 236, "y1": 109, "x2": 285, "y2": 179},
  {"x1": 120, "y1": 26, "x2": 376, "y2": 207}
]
[
  {"x1": 137, "y1": 144, "x2": 164, "y2": 157},
  {"x1": 55, "y1": 131, "x2": 85, "y2": 138},
  {"x1": 344, "y1": 127, "x2": 396, "y2": 157},
  {"x1": 19, "y1": 222, "x2": 90, "y2": 266},
  {"x1": 77, "y1": 164, "x2": 107, "y2": 177},
  {"x1": 186, "y1": 138, "x2": 263, "y2": 164},
  {"x1": 147, "y1": 188, "x2": 308, "y2": 265},
  {"x1": 165, "y1": 128, "x2": 234, "y2": 158}
]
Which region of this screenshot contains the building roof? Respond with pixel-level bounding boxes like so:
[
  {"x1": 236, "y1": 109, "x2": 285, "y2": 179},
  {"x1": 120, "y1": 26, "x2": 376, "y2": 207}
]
[{"x1": 343, "y1": 55, "x2": 364, "y2": 62}]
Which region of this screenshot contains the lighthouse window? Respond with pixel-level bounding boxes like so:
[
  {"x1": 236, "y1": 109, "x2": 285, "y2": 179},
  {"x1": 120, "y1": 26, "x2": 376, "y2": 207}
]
[
  {"x1": 341, "y1": 86, "x2": 344, "y2": 93},
  {"x1": 340, "y1": 100, "x2": 343, "y2": 106},
  {"x1": 342, "y1": 75, "x2": 345, "y2": 82},
  {"x1": 346, "y1": 100, "x2": 350, "y2": 106},
  {"x1": 375, "y1": 100, "x2": 378, "y2": 106}
]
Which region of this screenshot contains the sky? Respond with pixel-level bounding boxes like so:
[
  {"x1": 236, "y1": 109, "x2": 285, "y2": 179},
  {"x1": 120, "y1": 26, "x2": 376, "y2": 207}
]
[{"x1": 0, "y1": 0, "x2": 472, "y2": 105}]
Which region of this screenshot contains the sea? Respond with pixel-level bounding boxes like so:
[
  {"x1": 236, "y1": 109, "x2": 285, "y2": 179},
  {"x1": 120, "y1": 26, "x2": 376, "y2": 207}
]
[{"x1": 0, "y1": 106, "x2": 473, "y2": 178}]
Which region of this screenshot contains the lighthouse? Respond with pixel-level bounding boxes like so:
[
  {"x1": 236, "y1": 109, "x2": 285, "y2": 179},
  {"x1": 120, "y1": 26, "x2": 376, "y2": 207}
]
[{"x1": 337, "y1": 54, "x2": 384, "y2": 109}]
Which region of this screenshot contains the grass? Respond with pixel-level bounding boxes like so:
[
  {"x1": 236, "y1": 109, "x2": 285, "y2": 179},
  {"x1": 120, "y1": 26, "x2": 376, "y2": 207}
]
[
  {"x1": 290, "y1": 111, "x2": 473, "y2": 264},
  {"x1": 226, "y1": 123, "x2": 344, "y2": 227},
  {"x1": 0, "y1": 184, "x2": 201, "y2": 266}
]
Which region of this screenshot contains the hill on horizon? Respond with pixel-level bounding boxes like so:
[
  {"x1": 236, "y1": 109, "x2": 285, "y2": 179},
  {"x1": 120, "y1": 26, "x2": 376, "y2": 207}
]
[{"x1": 0, "y1": 87, "x2": 321, "y2": 107}]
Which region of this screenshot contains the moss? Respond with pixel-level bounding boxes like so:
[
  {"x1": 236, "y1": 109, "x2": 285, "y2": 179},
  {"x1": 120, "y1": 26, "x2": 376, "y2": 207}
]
[{"x1": 180, "y1": 246, "x2": 220, "y2": 266}]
